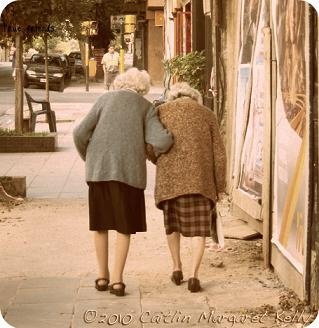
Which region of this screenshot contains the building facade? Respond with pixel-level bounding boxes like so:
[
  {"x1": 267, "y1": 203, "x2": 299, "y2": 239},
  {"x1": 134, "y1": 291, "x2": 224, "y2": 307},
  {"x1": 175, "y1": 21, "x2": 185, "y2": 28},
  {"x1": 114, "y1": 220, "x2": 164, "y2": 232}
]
[
  {"x1": 146, "y1": 0, "x2": 165, "y2": 83},
  {"x1": 163, "y1": 0, "x2": 319, "y2": 309}
]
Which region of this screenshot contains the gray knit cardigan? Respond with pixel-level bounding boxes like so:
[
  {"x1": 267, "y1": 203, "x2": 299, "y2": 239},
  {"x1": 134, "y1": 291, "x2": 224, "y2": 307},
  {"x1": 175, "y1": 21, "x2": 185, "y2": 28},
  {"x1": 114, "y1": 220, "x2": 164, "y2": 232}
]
[{"x1": 73, "y1": 90, "x2": 173, "y2": 189}]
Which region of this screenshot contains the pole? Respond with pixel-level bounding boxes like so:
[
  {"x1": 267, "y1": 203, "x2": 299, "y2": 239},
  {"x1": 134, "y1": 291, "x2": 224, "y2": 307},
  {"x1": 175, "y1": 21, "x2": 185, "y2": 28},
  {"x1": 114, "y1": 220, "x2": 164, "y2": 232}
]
[
  {"x1": 85, "y1": 32, "x2": 89, "y2": 92},
  {"x1": 212, "y1": 0, "x2": 220, "y2": 118},
  {"x1": 262, "y1": 27, "x2": 272, "y2": 268},
  {"x1": 44, "y1": 33, "x2": 49, "y2": 102},
  {"x1": 119, "y1": 19, "x2": 125, "y2": 73},
  {"x1": 14, "y1": 33, "x2": 23, "y2": 133}
]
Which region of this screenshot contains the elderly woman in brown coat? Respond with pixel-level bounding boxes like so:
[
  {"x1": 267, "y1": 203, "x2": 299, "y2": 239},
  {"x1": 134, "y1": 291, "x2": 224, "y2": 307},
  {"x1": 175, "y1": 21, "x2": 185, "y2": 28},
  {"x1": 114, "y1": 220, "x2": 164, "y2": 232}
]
[{"x1": 148, "y1": 82, "x2": 226, "y2": 293}]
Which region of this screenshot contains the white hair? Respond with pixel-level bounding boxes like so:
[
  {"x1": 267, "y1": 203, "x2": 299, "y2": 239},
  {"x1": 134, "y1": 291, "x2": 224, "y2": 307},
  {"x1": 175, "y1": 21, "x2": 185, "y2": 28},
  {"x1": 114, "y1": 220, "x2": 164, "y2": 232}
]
[
  {"x1": 167, "y1": 82, "x2": 203, "y2": 105},
  {"x1": 113, "y1": 68, "x2": 151, "y2": 95}
]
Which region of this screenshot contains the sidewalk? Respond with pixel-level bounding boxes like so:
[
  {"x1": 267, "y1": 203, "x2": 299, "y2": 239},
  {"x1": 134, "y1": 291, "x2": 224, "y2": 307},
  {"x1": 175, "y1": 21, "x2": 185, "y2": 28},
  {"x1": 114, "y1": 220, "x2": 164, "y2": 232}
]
[
  {"x1": 1, "y1": 195, "x2": 313, "y2": 328},
  {"x1": 0, "y1": 196, "x2": 292, "y2": 328},
  {"x1": 0, "y1": 87, "x2": 161, "y2": 198},
  {"x1": 0, "y1": 86, "x2": 314, "y2": 328}
]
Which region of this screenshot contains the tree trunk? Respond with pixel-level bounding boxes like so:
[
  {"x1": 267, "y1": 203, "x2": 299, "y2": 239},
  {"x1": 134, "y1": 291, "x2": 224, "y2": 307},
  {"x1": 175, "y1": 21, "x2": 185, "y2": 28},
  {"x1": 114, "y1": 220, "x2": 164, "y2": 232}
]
[
  {"x1": 44, "y1": 33, "x2": 49, "y2": 101},
  {"x1": 15, "y1": 33, "x2": 23, "y2": 133},
  {"x1": 79, "y1": 40, "x2": 86, "y2": 73}
]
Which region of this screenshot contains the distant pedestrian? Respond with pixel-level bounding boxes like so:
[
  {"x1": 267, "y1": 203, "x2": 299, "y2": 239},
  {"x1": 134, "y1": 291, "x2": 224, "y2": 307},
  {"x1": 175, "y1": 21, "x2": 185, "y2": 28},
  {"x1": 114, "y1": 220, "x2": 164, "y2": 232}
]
[
  {"x1": 11, "y1": 46, "x2": 16, "y2": 80},
  {"x1": 73, "y1": 68, "x2": 173, "y2": 296},
  {"x1": 147, "y1": 82, "x2": 227, "y2": 293},
  {"x1": 101, "y1": 45, "x2": 119, "y2": 90}
]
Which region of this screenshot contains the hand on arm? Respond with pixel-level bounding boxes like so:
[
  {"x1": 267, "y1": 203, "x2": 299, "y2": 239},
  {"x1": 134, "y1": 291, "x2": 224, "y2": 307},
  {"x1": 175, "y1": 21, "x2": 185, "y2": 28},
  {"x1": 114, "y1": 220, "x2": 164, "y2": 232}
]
[
  {"x1": 217, "y1": 192, "x2": 227, "y2": 202},
  {"x1": 145, "y1": 143, "x2": 158, "y2": 164},
  {"x1": 144, "y1": 106, "x2": 173, "y2": 156}
]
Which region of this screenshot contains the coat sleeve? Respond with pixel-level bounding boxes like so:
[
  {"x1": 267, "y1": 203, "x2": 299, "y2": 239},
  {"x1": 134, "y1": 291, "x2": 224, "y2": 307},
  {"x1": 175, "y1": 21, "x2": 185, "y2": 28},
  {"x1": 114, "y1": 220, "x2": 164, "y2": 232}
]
[
  {"x1": 210, "y1": 113, "x2": 227, "y2": 193},
  {"x1": 73, "y1": 100, "x2": 101, "y2": 161},
  {"x1": 144, "y1": 105, "x2": 173, "y2": 156}
]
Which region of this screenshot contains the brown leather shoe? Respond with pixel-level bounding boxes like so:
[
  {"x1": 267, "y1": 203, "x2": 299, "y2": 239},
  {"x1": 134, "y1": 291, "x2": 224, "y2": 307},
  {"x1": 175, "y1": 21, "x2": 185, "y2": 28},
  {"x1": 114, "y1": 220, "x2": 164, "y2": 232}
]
[
  {"x1": 95, "y1": 278, "x2": 109, "y2": 291},
  {"x1": 171, "y1": 270, "x2": 183, "y2": 285},
  {"x1": 188, "y1": 277, "x2": 201, "y2": 292},
  {"x1": 109, "y1": 282, "x2": 126, "y2": 296}
]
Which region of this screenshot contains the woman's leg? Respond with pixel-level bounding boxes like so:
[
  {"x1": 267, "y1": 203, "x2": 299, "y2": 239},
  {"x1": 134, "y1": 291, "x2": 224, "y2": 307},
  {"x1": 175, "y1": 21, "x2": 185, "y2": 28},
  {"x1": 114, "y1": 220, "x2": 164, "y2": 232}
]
[
  {"x1": 167, "y1": 232, "x2": 182, "y2": 271},
  {"x1": 111, "y1": 232, "x2": 131, "y2": 288},
  {"x1": 190, "y1": 236, "x2": 206, "y2": 278},
  {"x1": 94, "y1": 231, "x2": 109, "y2": 285}
]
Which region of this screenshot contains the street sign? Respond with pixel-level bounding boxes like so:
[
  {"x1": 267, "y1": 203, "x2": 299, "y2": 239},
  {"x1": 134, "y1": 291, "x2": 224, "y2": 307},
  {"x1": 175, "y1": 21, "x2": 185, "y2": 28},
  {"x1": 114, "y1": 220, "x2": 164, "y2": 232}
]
[
  {"x1": 110, "y1": 15, "x2": 125, "y2": 31},
  {"x1": 81, "y1": 21, "x2": 98, "y2": 36},
  {"x1": 111, "y1": 15, "x2": 136, "y2": 33}
]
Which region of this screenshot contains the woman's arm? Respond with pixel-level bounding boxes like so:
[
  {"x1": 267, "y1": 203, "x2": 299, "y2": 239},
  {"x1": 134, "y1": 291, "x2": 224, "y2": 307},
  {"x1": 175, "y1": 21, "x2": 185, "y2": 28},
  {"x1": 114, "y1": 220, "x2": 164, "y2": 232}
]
[
  {"x1": 144, "y1": 105, "x2": 173, "y2": 157},
  {"x1": 145, "y1": 143, "x2": 158, "y2": 164},
  {"x1": 73, "y1": 99, "x2": 101, "y2": 161}
]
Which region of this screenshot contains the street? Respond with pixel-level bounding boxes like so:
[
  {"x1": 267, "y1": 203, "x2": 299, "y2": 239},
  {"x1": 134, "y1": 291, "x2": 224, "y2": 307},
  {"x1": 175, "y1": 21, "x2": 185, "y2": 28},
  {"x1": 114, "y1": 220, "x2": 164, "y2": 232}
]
[{"x1": 0, "y1": 60, "x2": 163, "y2": 128}]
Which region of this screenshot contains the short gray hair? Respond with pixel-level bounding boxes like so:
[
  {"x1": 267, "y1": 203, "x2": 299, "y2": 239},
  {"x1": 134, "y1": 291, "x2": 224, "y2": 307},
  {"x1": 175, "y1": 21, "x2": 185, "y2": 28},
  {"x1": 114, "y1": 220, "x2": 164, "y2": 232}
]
[
  {"x1": 167, "y1": 82, "x2": 203, "y2": 105},
  {"x1": 113, "y1": 68, "x2": 151, "y2": 95}
]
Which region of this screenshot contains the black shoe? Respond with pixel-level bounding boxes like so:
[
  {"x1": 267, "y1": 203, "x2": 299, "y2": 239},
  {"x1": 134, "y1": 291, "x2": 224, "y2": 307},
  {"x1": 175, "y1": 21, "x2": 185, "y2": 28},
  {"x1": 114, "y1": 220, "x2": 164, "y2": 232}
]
[
  {"x1": 188, "y1": 277, "x2": 201, "y2": 292},
  {"x1": 171, "y1": 270, "x2": 183, "y2": 285},
  {"x1": 109, "y1": 282, "x2": 126, "y2": 296},
  {"x1": 95, "y1": 278, "x2": 109, "y2": 291}
]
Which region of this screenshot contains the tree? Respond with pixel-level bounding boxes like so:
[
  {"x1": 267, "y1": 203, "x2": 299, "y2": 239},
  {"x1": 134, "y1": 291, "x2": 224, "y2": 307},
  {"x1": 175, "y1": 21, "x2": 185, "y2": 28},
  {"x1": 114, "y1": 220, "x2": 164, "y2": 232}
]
[
  {"x1": 1, "y1": 0, "x2": 108, "y2": 131},
  {"x1": 1, "y1": 0, "x2": 130, "y2": 131},
  {"x1": 32, "y1": 36, "x2": 61, "y2": 52}
]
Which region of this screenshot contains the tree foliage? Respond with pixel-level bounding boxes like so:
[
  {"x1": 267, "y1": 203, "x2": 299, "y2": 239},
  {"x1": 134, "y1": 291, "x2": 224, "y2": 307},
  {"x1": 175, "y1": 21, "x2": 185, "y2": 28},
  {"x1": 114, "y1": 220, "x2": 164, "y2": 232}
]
[
  {"x1": 32, "y1": 36, "x2": 61, "y2": 52},
  {"x1": 1, "y1": 0, "x2": 125, "y2": 42},
  {"x1": 164, "y1": 51, "x2": 206, "y2": 95}
]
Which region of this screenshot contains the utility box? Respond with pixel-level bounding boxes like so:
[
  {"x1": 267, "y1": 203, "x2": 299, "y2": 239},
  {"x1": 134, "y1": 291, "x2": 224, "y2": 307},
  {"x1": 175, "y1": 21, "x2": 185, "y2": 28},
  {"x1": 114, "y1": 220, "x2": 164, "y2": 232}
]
[
  {"x1": 125, "y1": 15, "x2": 137, "y2": 33},
  {"x1": 89, "y1": 59, "x2": 97, "y2": 79}
]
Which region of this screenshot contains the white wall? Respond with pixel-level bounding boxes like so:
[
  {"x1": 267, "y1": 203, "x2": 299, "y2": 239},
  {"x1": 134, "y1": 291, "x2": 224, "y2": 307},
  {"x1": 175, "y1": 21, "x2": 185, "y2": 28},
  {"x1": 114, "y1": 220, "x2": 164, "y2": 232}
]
[{"x1": 164, "y1": 0, "x2": 175, "y2": 60}]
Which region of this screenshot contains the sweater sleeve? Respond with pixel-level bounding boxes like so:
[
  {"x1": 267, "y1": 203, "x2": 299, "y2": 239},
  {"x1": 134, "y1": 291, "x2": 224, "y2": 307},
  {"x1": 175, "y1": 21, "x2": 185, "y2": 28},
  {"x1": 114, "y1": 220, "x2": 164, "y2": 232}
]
[
  {"x1": 73, "y1": 100, "x2": 101, "y2": 161},
  {"x1": 210, "y1": 113, "x2": 227, "y2": 193},
  {"x1": 144, "y1": 105, "x2": 173, "y2": 156}
]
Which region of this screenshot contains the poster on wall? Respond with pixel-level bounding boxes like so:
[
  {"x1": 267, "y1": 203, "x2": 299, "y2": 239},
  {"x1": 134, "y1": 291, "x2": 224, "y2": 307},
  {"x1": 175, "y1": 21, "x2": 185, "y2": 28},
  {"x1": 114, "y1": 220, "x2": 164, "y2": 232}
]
[
  {"x1": 271, "y1": 0, "x2": 308, "y2": 272},
  {"x1": 233, "y1": 0, "x2": 260, "y2": 184},
  {"x1": 240, "y1": 0, "x2": 260, "y2": 65},
  {"x1": 239, "y1": 0, "x2": 269, "y2": 197}
]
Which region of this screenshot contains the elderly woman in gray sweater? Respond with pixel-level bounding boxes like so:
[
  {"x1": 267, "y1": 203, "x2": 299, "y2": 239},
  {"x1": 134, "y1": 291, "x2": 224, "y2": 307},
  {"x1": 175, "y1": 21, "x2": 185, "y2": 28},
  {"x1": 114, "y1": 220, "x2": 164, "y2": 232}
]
[{"x1": 73, "y1": 68, "x2": 173, "y2": 296}]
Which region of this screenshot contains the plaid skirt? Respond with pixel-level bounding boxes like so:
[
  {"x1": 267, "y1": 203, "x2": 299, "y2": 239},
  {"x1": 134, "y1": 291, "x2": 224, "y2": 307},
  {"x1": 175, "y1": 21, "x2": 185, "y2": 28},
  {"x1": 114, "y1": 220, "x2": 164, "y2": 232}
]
[{"x1": 162, "y1": 194, "x2": 213, "y2": 237}]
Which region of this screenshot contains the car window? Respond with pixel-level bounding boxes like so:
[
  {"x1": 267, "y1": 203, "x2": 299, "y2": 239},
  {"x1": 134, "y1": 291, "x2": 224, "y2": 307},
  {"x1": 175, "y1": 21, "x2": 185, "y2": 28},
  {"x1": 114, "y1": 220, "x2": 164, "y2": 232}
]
[
  {"x1": 69, "y1": 52, "x2": 81, "y2": 60},
  {"x1": 49, "y1": 57, "x2": 61, "y2": 66},
  {"x1": 31, "y1": 55, "x2": 45, "y2": 64},
  {"x1": 31, "y1": 55, "x2": 61, "y2": 67}
]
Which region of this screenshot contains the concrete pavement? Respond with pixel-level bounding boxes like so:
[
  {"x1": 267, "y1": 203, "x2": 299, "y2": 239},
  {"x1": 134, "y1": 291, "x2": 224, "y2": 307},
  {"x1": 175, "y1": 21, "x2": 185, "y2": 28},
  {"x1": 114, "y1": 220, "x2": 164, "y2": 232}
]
[
  {"x1": 0, "y1": 273, "x2": 285, "y2": 328},
  {"x1": 0, "y1": 193, "x2": 285, "y2": 328}
]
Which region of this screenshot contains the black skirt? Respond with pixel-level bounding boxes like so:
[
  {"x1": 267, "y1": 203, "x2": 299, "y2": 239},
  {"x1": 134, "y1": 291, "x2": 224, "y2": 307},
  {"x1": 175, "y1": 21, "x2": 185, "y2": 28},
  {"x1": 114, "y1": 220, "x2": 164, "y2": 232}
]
[{"x1": 88, "y1": 181, "x2": 146, "y2": 234}]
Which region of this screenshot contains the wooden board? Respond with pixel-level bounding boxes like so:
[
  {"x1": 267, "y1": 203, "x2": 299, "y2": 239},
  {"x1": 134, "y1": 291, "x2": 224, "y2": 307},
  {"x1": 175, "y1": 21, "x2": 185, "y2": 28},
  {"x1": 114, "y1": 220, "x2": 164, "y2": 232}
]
[{"x1": 223, "y1": 217, "x2": 261, "y2": 240}]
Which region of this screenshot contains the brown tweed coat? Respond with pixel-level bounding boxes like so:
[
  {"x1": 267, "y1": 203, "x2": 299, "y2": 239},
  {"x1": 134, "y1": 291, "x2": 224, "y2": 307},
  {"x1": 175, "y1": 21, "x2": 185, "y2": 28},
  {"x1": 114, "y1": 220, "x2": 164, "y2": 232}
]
[{"x1": 154, "y1": 97, "x2": 226, "y2": 208}]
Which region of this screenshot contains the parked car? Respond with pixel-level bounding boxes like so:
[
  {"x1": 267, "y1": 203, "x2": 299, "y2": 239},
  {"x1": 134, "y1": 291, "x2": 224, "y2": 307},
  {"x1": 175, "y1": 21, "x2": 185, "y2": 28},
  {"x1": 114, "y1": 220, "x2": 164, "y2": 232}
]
[
  {"x1": 68, "y1": 51, "x2": 83, "y2": 74},
  {"x1": 23, "y1": 48, "x2": 39, "y2": 65},
  {"x1": 24, "y1": 53, "x2": 72, "y2": 91}
]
